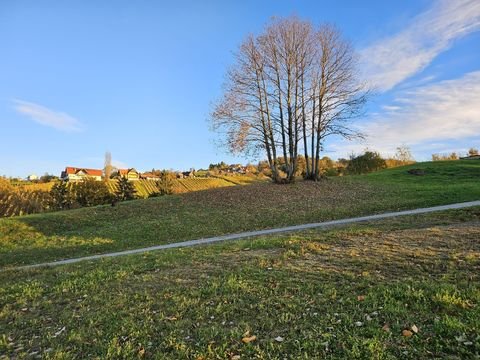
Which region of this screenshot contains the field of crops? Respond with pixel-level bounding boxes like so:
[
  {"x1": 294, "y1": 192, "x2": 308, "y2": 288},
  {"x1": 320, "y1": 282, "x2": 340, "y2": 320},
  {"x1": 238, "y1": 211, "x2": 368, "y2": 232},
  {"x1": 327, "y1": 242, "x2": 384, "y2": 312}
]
[
  {"x1": 0, "y1": 189, "x2": 51, "y2": 217},
  {"x1": 107, "y1": 178, "x2": 236, "y2": 197},
  {"x1": 9, "y1": 182, "x2": 54, "y2": 192},
  {"x1": 177, "y1": 177, "x2": 234, "y2": 192},
  {"x1": 0, "y1": 176, "x2": 263, "y2": 217},
  {"x1": 213, "y1": 174, "x2": 265, "y2": 185}
]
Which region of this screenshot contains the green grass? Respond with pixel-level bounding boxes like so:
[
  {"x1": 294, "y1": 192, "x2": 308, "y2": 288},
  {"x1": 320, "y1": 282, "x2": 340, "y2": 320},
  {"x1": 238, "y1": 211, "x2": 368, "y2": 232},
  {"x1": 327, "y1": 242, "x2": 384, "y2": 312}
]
[
  {"x1": 0, "y1": 160, "x2": 479, "y2": 268},
  {"x1": 1, "y1": 208, "x2": 479, "y2": 359}
]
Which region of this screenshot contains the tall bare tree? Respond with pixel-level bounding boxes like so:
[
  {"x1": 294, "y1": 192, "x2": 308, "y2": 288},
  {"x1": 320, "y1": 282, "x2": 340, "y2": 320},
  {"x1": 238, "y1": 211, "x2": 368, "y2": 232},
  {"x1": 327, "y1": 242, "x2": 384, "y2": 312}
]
[
  {"x1": 212, "y1": 17, "x2": 368, "y2": 183},
  {"x1": 104, "y1": 151, "x2": 113, "y2": 181}
]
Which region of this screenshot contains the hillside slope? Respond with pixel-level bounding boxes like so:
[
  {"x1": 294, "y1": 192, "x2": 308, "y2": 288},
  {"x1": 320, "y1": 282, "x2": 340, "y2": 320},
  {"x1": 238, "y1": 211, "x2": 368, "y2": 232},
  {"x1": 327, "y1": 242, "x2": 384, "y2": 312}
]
[
  {"x1": 0, "y1": 160, "x2": 479, "y2": 267},
  {"x1": 1, "y1": 208, "x2": 479, "y2": 358}
]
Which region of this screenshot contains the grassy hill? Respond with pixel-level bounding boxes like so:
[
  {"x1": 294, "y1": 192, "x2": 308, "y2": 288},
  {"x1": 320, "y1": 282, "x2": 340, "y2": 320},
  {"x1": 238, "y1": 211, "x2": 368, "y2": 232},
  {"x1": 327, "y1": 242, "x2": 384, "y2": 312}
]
[
  {"x1": 1, "y1": 207, "x2": 479, "y2": 358},
  {"x1": 0, "y1": 160, "x2": 479, "y2": 268}
]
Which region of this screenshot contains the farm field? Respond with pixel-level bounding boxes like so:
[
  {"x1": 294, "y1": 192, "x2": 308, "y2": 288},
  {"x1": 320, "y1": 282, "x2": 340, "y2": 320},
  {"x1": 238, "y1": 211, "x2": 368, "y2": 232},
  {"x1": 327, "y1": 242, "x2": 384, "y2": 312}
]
[
  {"x1": 1, "y1": 207, "x2": 479, "y2": 358},
  {"x1": 0, "y1": 176, "x2": 263, "y2": 217},
  {"x1": 0, "y1": 160, "x2": 479, "y2": 268}
]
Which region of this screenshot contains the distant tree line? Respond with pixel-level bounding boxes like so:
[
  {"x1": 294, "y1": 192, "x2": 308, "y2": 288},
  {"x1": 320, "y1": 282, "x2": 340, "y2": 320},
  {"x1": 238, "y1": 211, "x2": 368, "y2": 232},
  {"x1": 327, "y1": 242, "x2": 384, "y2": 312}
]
[{"x1": 431, "y1": 147, "x2": 478, "y2": 161}]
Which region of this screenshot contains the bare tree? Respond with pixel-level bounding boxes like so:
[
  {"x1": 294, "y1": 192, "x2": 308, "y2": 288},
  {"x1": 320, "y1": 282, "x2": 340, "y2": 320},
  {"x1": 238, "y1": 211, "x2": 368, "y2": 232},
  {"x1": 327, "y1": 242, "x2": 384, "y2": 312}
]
[
  {"x1": 212, "y1": 17, "x2": 368, "y2": 183},
  {"x1": 395, "y1": 145, "x2": 414, "y2": 163},
  {"x1": 104, "y1": 151, "x2": 113, "y2": 181},
  {"x1": 468, "y1": 147, "x2": 479, "y2": 156}
]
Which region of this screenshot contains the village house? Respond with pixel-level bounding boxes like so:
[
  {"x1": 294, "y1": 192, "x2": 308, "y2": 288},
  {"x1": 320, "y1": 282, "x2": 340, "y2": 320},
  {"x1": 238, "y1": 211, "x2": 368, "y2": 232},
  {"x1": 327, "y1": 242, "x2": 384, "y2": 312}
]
[
  {"x1": 182, "y1": 170, "x2": 195, "y2": 178},
  {"x1": 140, "y1": 172, "x2": 160, "y2": 180},
  {"x1": 61, "y1": 167, "x2": 103, "y2": 182},
  {"x1": 115, "y1": 168, "x2": 140, "y2": 180}
]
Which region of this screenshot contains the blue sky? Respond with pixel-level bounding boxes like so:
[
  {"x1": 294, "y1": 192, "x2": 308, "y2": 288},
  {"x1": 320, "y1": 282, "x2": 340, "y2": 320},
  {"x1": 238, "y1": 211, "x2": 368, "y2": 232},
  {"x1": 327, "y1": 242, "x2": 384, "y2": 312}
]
[{"x1": 1, "y1": 0, "x2": 479, "y2": 177}]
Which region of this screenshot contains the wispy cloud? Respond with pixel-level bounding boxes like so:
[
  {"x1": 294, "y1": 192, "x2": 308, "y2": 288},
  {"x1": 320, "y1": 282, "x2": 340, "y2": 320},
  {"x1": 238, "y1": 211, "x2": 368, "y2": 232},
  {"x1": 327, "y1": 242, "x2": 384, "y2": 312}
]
[
  {"x1": 13, "y1": 99, "x2": 84, "y2": 132},
  {"x1": 361, "y1": 0, "x2": 480, "y2": 91},
  {"x1": 337, "y1": 71, "x2": 480, "y2": 157}
]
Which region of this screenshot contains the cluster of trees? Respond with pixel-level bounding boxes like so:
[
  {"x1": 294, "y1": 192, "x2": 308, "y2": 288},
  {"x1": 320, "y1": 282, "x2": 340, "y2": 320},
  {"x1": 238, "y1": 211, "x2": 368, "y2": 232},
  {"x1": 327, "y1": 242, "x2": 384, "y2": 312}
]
[
  {"x1": 255, "y1": 146, "x2": 415, "y2": 177},
  {"x1": 432, "y1": 147, "x2": 478, "y2": 161},
  {"x1": 212, "y1": 17, "x2": 368, "y2": 183},
  {"x1": 50, "y1": 174, "x2": 176, "y2": 211},
  {"x1": 432, "y1": 153, "x2": 459, "y2": 161}
]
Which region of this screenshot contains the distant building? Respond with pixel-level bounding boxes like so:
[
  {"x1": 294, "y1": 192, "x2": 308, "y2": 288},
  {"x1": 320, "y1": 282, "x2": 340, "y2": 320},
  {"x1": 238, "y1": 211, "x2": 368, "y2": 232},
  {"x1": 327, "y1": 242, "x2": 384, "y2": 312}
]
[
  {"x1": 182, "y1": 170, "x2": 195, "y2": 178},
  {"x1": 115, "y1": 168, "x2": 140, "y2": 181},
  {"x1": 27, "y1": 174, "x2": 38, "y2": 181},
  {"x1": 61, "y1": 167, "x2": 102, "y2": 182},
  {"x1": 460, "y1": 155, "x2": 480, "y2": 160},
  {"x1": 140, "y1": 172, "x2": 160, "y2": 181}
]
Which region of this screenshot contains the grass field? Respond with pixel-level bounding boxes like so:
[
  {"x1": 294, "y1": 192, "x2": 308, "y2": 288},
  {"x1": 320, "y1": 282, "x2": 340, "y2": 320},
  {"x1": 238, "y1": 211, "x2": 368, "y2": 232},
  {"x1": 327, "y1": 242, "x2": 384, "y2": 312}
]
[
  {"x1": 1, "y1": 207, "x2": 479, "y2": 358},
  {"x1": 0, "y1": 160, "x2": 479, "y2": 268}
]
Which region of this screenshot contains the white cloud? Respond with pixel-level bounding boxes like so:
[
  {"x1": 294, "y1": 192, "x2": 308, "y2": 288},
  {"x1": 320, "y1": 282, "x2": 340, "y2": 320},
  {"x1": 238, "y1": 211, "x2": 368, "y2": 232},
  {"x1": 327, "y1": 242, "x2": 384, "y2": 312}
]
[
  {"x1": 361, "y1": 0, "x2": 480, "y2": 91},
  {"x1": 13, "y1": 99, "x2": 83, "y2": 132},
  {"x1": 337, "y1": 71, "x2": 480, "y2": 158}
]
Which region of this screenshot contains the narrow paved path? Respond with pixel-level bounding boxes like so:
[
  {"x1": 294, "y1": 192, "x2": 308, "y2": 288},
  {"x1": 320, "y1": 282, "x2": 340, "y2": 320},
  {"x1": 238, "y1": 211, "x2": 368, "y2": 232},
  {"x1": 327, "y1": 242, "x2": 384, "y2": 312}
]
[{"x1": 10, "y1": 200, "x2": 480, "y2": 271}]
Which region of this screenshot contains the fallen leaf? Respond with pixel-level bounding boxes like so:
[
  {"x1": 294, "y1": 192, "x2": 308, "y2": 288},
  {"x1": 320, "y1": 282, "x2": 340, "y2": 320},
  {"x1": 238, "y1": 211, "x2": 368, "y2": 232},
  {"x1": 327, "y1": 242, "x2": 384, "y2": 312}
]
[
  {"x1": 274, "y1": 336, "x2": 284, "y2": 342},
  {"x1": 165, "y1": 316, "x2": 177, "y2": 321},
  {"x1": 355, "y1": 321, "x2": 363, "y2": 327},
  {"x1": 242, "y1": 335, "x2": 257, "y2": 344},
  {"x1": 357, "y1": 295, "x2": 365, "y2": 301},
  {"x1": 231, "y1": 355, "x2": 241, "y2": 360},
  {"x1": 402, "y1": 330, "x2": 413, "y2": 337},
  {"x1": 382, "y1": 324, "x2": 390, "y2": 332},
  {"x1": 411, "y1": 324, "x2": 419, "y2": 333}
]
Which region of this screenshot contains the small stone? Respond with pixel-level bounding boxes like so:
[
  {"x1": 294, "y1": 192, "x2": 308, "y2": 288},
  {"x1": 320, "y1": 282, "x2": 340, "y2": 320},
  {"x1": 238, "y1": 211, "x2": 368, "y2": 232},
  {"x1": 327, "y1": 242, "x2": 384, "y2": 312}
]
[
  {"x1": 355, "y1": 321, "x2": 363, "y2": 327},
  {"x1": 402, "y1": 330, "x2": 413, "y2": 337},
  {"x1": 274, "y1": 336, "x2": 284, "y2": 342}
]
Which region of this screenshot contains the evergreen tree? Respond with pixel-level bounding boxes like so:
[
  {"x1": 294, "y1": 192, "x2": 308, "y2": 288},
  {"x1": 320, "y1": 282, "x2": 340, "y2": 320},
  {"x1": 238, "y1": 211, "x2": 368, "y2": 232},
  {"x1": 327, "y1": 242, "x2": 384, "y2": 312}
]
[
  {"x1": 156, "y1": 171, "x2": 175, "y2": 195},
  {"x1": 115, "y1": 176, "x2": 136, "y2": 201},
  {"x1": 50, "y1": 181, "x2": 74, "y2": 210}
]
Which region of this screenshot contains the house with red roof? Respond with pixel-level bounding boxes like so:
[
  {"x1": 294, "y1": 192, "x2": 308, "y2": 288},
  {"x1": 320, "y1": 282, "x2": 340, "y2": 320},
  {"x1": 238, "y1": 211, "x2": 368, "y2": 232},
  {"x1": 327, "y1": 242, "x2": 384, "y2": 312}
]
[
  {"x1": 115, "y1": 168, "x2": 140, "y2": 181},
  {"x1": 61, "y1": 167, "x2": 103, "y2": 182}
]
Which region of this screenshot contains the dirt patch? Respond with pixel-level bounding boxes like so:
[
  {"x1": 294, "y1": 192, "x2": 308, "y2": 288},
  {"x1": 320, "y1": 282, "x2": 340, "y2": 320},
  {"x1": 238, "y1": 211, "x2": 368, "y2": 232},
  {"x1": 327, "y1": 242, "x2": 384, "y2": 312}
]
[
  {"x1": 285, "y1": 222, "x2": 480, "y2": 280},
  {"x1": 407, "y1": 168, "x2": 427, "y2": 176}
]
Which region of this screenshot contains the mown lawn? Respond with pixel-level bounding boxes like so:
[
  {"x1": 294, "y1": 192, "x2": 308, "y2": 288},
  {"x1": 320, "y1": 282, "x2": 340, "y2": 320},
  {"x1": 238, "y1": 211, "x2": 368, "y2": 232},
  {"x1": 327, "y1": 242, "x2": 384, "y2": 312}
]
[
  {"x1": 1, "y1": 208, "x2": 479, "y2": 359},
  {"x1": 0, "y1": 160, "x2": 479, "y2": 268}
]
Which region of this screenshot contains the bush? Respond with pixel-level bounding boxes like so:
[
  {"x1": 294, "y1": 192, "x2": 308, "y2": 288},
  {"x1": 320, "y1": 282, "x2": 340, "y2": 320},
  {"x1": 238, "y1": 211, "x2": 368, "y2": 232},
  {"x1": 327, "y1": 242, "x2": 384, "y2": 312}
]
[
  {"x1": 115, "y1": 176, "x2": 136, "y2": 201},
  {"x1": 156, "y1": 171, "x2": 175, "y2": 195},
  {"x1": 71, "y1": 178, "x2": 113, "y2": 207},
  {"x1": 347, "y1": 151, "x2": 387, "y2": 174},
  {"x1": 50, "y1": 181, "x2": 76, "y2": 210}
]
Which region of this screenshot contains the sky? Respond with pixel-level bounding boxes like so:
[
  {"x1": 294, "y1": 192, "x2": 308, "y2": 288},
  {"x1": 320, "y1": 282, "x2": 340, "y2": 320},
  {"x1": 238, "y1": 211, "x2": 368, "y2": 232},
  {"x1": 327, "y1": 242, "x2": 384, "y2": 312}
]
[{"x1": 1, "y1": 0, "x2": 479, "y2": 177}]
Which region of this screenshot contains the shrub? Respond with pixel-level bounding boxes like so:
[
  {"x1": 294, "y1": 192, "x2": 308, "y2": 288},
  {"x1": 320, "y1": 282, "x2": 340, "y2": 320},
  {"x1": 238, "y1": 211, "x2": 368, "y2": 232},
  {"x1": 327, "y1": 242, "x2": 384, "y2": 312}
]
[
  {"x1": 115, "y1": 176, "x2": 136, "y2": 201},
  {"x1": 50, "y1": 181, "x2": 76, "y2": 210},
  {"x1": 72, "y1": 178, "x2": 113, "y2": 207},
  {"x1": 156, "y1": 171, "x2": 175, "y2": 195},
  {"x1": 347, "y1": 151, "x2": 387, "y2": 174}
]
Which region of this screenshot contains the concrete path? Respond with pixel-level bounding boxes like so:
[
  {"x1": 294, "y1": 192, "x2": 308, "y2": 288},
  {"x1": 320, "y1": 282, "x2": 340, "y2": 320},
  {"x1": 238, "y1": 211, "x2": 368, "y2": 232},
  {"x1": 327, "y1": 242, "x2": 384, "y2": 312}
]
[{"x1": 10, "y1": 200, "x2": 480, "y2": 271}]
